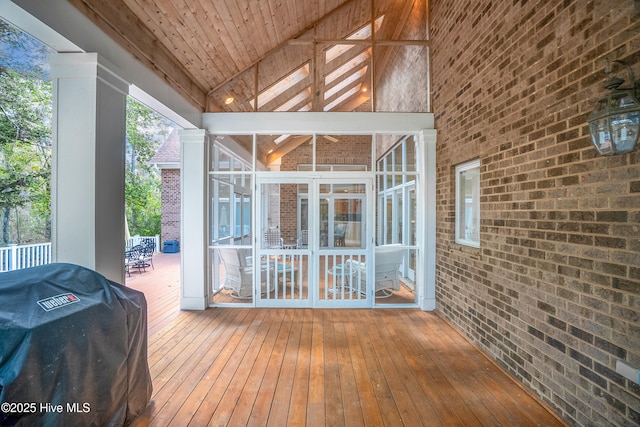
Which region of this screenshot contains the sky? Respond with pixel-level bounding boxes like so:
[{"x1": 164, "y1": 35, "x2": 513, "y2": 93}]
[{"x1": 0, "y1": 17, "x2": 51, "y2": 79}]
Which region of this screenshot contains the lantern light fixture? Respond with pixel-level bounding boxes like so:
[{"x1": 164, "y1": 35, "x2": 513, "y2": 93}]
[{"x1": 587, "y1": 60, "x2": 640, "y2": 155}]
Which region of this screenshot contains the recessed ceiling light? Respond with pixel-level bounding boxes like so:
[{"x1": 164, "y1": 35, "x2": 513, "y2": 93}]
[{"x1": 225, "y1": 97, "x2": 234, "y2": 105}]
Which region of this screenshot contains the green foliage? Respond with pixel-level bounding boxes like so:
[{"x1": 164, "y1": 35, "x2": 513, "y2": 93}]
[
  {"x1": 125, "y1": 169, "x2": 161, "y2": 236},
  {"x1": 0, "y1": 70, "x2": 52, "y2": 244},
  {"x1": 1, "y1": 19, "x2": 174, "y2": 244},
  {"x1": 125, "y1": 97, "x2": 173, "y2": 237},
  {"x1": 0, "y1": 19, "x2": 52, "y2": 245}
]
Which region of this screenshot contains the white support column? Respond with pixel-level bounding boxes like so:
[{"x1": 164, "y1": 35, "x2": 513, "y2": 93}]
[
  {"x1": 49, "y1": 53, "x2": 128, "y2": 283},
  {"x1": 180, "y1": 129, "x2": 209, "y2": 310},
  {"x1": 419, "y1": 129, "x2": 437, "y2": 311}
]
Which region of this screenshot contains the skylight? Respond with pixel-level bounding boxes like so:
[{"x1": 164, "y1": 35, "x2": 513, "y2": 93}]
[
  {"x1": 275, "y1": 89, "x2": 312, "y2": 111},
  {"x1": 324, "y1": 50, "x2": 371, "y2": 86},
  {"x1": 324, "y1": 66, "x2": 368, "y2": 100},
  {"x1": 254, "y1": 63, "x2": 310, "y2": 108},
  {"x1": 325, "y1": 16, "x2": 384, "y2": 63},
  {"x1": 324, "y1": 84, "x2": 362, "y2": 111}
]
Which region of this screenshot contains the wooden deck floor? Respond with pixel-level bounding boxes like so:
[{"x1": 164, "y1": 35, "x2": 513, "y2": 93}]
[{"x1": 126, "y1": 253, "x2": 566, "y2": 426}]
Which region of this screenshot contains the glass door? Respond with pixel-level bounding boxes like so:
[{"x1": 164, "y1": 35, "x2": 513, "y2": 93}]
[
  {"x1": 255, "y1": 176, "x2": 373, "y2": 308},
  {"x1": 315, "y1": 178, "x2": 372, "y2": 308},
  {"x1": 256, "y1": 178, "x2": 311, "y2": 307}
]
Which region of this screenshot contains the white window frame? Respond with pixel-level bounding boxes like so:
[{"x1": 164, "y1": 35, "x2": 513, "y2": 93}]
[{"x1": 455, "y1": 159, "x2": 480, "y2": 247}]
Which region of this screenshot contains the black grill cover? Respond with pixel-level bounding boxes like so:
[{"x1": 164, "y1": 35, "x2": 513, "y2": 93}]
[{"x1": 0, "y1": 263, "x2": 152, "y2": 426}]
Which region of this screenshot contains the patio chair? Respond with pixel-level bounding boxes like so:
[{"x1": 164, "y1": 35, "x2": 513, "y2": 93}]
[
  {"x1": 334, "y1": 223, "x2": 347, "y2": 246},
  {"x1": 297, "y1": 230, "x2": 309, "y2": 249},
  {"x1": 263, "y1": 228, "x2": 283, "y2": 249},
  {"x1": 346, "y1": 245, "x2": 405, "y2": 297},
  {"x1": 140, "y1": 238, "x2": 155, "y2": 270},
  {"x1": 124, "y1": 245, "x2": 146, "y2": 276},
  {"x1": 218, "y1": 247, "x2": 268, "y2": 299}
]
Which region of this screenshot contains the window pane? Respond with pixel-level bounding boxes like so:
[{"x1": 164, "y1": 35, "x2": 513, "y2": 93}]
[
  {"x1": 261, "y1": 134, "x2": 311, "y2": 171},
  {"x1": 405, "y1": 136, "x2": 416, "y2": 172},
  {"x1": 210, "y1": 135, "x2": 253, "y2": 171},
  {"x1": 456, "y1": 160, "x2": 480, "y2": 246},
  {"x1": 316, "y1": 134, "x2": 372, "y2": 170}
]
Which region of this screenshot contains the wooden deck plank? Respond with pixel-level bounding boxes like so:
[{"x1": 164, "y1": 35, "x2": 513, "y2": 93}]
[
  {"x1": 127, "y1": 255, "x2": 567, "y2": 427},
  {"x1": 154, "y1": 309, "x2": 253, "y2": 427},
  {"x1": 374, "y1": 310, "x2": 445, "y2": 426},
  {"x1": 160, "y1": 309, "x2": 250, "y2": 426},
  {"x1": 149, "y1": 309, "x2": 248, "y2": 426},
  {"x1": 207, "y1": 310, "x2": 278, "y2": 425},
  {"x1": 190, "y1": 309, "x2": 269, "y2": 426},
  {"x1": 306, "y1": 309, "x2": 327, "y2": 426},
  {"x1": 332, "y1": 311, "x2": 365, "y2": 427},
  {"x1": 383, "y1": 310, "x2": 474, "y2": 426},
  {"x1": 285, "y1": 308, "x2": 313, "y2": 426},
  {"x1": 265, "y1": 309, "x2": 304, "y2": 426},
  {"x1": 350, "y1": 310, "x2": 406, "y2": 426},
  {"x1": 364, "y1": 310, "x2": 433, "y2": 427},
  {"x1": 342, "y1": 310, "x2": 385, "y2": 426},
  {"x1": 243, "y1": 309, "x2": 290, "y2": 427},
  {"x1": 322, "y1": 310, "x2": 345, "y2": 427},
  {"x1": 227, "y1": 309, "x2": 286, "y2": 426}
]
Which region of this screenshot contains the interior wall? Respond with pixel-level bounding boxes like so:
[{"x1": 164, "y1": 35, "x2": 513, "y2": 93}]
[{"x1": 429, "y1": 1, "x2": 640, "y2": 426}]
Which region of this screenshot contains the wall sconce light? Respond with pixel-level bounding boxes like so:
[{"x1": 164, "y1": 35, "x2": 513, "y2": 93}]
[{"x1": 587, "y1": 60, "x2": 640, "y2": 155}]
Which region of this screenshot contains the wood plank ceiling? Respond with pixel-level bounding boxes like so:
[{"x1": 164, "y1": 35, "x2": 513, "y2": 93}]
[{"x1": 69, "y1": 0, "x2": 428, "y2": 114}]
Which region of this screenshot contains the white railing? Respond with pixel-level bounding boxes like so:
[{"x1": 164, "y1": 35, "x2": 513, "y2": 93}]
[
  {"x1": 125, "y1": 235, "x2": 160, "y2": 252},
  {"x1": 0, "y1": 243, "x2": 52, "y2": 272},
  {"x1": 0, "y1": 235, "x2": 159, "y2": 273}
]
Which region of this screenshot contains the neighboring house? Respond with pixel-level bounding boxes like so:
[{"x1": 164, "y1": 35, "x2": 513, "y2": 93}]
[{"x1": 150, "y1": 128, "x2": 180, "y2": 248}]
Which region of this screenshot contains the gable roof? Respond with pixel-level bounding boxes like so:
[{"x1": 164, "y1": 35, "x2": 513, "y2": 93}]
[{"x1": 151, "y1": 128, "x2": 180, "y2": 168}]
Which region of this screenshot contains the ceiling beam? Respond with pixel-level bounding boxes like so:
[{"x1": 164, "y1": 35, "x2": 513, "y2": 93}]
[
  {"x1": 267, "y1": 135, "x2": 312, "y2": 165},
  {"x1": 206, "y1": 0, "x2": 364, "y2": 100}
]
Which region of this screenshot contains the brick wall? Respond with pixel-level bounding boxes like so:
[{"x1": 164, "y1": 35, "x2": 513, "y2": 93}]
[
  {"x1": 160, "y1": 168, "x2": 181, "y2": 245},
  {"x1": 430, "y1": 1, "x2": 640, "y2": 426}
]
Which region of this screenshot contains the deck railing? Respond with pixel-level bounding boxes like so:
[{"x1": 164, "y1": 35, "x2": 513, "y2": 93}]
[
  {"x1": 125, "y1": 235, "x2": 160, "y2": 252},
  {"x1": 0, "y1": 234, "x2": 159, "y2": 273},
  {"x1": 0, "y1": 242, "x2": 52, "y2": 272}
]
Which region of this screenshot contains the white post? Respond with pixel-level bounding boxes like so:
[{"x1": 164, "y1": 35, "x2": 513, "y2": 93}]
[
  {"x1": 49, "y1": 53, "x2": 128, "y2": 283},
  {"x1": 419, "y1": 129, "x2": 437, "y2": 311},
  {"x1": 180, "y1": 129, "x2": 209, "y2": 310},
  {"x1": 9, "y1": 244, "x2": 17, "y2": 271}
]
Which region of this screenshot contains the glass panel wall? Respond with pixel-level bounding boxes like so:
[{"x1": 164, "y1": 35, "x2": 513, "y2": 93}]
[
  {"x1": 315, "y1": 134, "x2": 372, "y2": 171},
  {"x1": 208, "y1": 129, "x2": 421, "y2": 308},
  {"x1": 375, "y1": 134, "x2": 418, "y2": 304},
  {"x1": 257, "y1": 134, "x2": 312, "y2": 172},
  {"x1": 209, "y1": 135, "x2": 255, "y2": 305}
]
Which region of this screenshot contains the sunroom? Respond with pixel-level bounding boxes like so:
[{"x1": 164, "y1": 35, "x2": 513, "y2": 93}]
[{"x1": 193, "y1": 113, "x2": 436, "y2": 309}]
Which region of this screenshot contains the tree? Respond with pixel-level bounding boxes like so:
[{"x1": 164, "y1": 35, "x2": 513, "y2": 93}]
[
  {"x1": 125, "y1": 97, "x2": 172, "y2": 237},
  {"x1": 1, "y1": 19, "x2": 173, "y2": 244},
  {"x1": 0, "y1": 20, "x2": 52, "y2": 245}
]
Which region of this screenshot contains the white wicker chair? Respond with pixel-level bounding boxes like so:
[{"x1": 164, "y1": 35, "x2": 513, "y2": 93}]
[
  {"x1": 346, "y1": 245, "x2": 405, "y2": 297},
  {"x1": 218, "y1": 247, "x2": 267, "y2": 299},
  {"x1": 263, "y1": 228, "x2": 283, "y2": 249}
]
